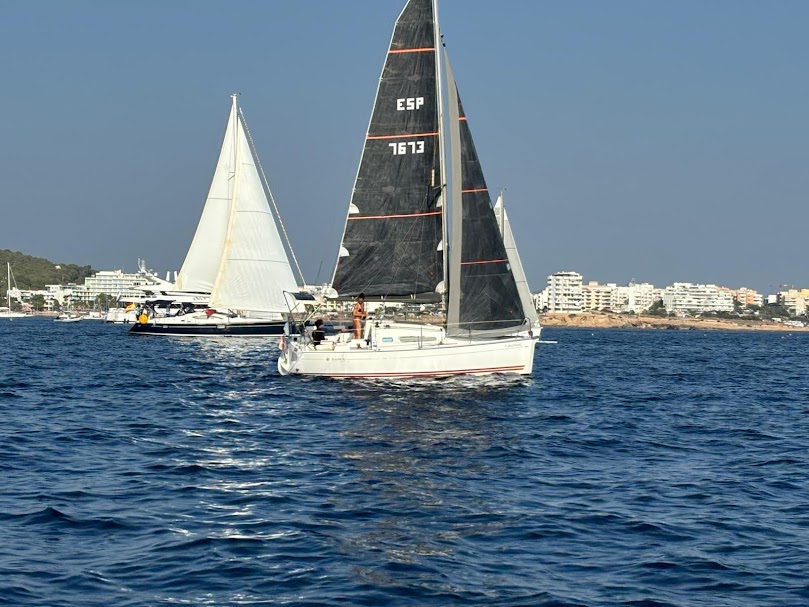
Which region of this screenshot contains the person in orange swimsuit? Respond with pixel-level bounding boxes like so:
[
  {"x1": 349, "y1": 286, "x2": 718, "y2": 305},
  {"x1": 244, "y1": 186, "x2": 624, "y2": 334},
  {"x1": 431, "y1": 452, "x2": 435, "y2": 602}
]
[{"x1": 352, "y1": 293, "x2": 366, "y2": 339}]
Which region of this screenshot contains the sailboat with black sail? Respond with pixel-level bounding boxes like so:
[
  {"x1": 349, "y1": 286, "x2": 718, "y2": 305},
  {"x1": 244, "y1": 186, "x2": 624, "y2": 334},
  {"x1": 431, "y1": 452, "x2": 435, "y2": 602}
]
[
  {"x1": 131, "y1": 95, "x2": 307, "y2": 337},
  {"x1": 277, "y1": 0, "x2": 539, "y2": 377}
]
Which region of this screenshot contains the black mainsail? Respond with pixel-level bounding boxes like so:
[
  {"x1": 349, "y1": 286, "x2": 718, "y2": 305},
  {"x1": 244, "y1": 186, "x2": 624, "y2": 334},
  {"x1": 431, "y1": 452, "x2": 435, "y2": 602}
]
[
  {"x1": 446, "y1": 54, "x2": 526, "y2": 337},
  {"x1": 331, "y1": 0, "x2": 443, "y2": 302}
]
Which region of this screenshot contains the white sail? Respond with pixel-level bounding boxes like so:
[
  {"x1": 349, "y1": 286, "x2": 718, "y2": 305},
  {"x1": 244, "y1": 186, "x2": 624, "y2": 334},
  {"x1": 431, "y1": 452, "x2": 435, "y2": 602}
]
[
  {"x1": 494, "y1": 193, "x2": 539, "y2": 328},
  {"x1": 175, "y1": 99, "x2": 238, "y2": 293},
  {"x1": 207, "y1": 103, "x2": 298, "y2": 313}
]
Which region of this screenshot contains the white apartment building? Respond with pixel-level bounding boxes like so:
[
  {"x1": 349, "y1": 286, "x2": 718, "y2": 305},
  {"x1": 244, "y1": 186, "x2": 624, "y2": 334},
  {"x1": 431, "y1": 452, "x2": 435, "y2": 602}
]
[
  {"x1": 546, "y1": 271, "x2": 583, "y2": 313},
  {"x1": 13, "y1": 262, "x2": 174, "y2": 308},
  {"x1": 663, "y1": 283, "x2": 734, "y2": 314},
  {"x1": 77, "y1": 268, "x2": 173, "y2": 302},
  {"x1": 621, "y1": 282, "x2": 658, "y2": 313}
]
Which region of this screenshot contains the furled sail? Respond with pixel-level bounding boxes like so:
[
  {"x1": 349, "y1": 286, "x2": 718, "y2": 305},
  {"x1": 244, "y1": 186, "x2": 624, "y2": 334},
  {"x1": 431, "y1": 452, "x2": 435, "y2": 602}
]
[
  {"x1": 175, "y1": 100, "x2": 237, "y2": 293},
  {"x1": 494, "y1": 193, "x2": 539, "y2": 328},
  {"x1": 446, "y1": 55, "x2": 526, "y2": 337},
  {"x1": 208, "y1": 102, "x2": 299, "y2": 313},
  {"x1": 331, "y1": 0, "x2": 443, "y2": 301}
]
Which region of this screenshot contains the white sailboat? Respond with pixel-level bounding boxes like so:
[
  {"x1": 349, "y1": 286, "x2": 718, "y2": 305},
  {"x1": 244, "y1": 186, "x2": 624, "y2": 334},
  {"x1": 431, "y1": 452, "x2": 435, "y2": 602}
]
[
  {"x1": 0, "y1": 263, "x2": 29, "y2": 319},
  {"x1": 131, "y1": 95, "x2": 306, "y2": 337},
  {"x1": 494, "y1": 192, "x2": 541, "y2": 336},
  {"x1": 277, "y1": 0, "x2": 538, "y2": 378}
]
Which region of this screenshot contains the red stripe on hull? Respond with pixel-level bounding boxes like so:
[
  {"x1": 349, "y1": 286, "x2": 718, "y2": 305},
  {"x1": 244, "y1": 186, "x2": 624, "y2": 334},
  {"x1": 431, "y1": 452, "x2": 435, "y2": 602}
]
[{"x1": 298, "y1": 365, "x2": 525, "y2": 379}]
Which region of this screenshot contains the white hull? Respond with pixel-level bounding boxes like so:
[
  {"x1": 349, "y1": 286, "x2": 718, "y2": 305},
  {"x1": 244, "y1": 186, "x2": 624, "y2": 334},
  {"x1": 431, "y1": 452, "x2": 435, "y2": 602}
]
[
  {"x1": 54, "y1": 316, "x2": 83, "y2": 323},
  {"x1": 277, "y1": 322, "x2": 537, "y2": 378},
  {"x1": 0, "y1": 312, "x2": 28, "y2": 319},
  {"x1": 105, "y1": 309, "x2": 138, "y2": 323}
]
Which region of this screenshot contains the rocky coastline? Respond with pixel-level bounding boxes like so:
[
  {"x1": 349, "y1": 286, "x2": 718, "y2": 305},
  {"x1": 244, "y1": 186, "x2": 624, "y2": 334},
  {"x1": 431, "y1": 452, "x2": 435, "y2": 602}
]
[{"x1": 540, "y1": 312, "x2": 809, "y2": 332}]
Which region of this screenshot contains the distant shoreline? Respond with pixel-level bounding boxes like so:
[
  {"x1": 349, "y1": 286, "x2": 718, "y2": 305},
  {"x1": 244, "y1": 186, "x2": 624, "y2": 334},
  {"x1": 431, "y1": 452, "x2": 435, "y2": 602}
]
[{"x1": 540, "y1": 312, "x2": 809, "y2": 332}]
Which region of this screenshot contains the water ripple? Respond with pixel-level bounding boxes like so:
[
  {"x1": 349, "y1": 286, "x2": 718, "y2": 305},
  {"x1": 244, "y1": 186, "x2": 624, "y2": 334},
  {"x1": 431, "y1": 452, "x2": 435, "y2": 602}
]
[{"x1": 1, "y1": 321, "x2": 808, "y2": 605}]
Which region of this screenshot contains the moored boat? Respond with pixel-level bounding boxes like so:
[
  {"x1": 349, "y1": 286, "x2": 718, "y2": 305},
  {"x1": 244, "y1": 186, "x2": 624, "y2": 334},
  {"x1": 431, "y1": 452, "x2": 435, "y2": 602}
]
[{"x1": 131, "y1": 95, "x2": 308, "y2": 337}]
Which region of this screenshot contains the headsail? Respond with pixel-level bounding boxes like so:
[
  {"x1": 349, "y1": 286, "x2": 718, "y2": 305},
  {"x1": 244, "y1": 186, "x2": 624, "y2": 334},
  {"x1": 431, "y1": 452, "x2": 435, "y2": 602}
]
[
  {"x1": 175, "y1": 100, "x2": 237, "y2": 293},
  {"x1": 494, "y1": 193, "x2": 539, "y2": 328},
  {"x1": 331, "y1": 0, "x2": 443, "y2": 302},
  {"x1": 208, "y1": 99, "x2": 299, "y2": 313},
  {"x1": 445, "y1": 54, "x2": 526, "y2": 337}
]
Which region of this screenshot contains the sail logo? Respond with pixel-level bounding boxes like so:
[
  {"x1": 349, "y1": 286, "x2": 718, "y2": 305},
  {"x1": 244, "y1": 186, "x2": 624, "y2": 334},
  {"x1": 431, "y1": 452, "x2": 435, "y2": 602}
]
[
  {"x1": 396, "y1": 97, "x2": 424, "y2": 111},
  {"x1": 389, "y1": 141, "x2": 425, "y2": 155}
]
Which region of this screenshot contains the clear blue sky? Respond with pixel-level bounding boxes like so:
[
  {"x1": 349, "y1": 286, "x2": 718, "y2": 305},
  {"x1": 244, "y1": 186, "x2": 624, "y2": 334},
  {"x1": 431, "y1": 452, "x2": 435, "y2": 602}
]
[{"x1": 1, "y1": 1, "x2": 806, "y2": 294}]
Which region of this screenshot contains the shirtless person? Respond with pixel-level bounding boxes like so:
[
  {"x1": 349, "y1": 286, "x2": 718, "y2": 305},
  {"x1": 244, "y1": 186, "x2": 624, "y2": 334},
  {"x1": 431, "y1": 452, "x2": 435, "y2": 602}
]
[{"x1": 352, "y1": 293, "x2": 366, "y2": 339}]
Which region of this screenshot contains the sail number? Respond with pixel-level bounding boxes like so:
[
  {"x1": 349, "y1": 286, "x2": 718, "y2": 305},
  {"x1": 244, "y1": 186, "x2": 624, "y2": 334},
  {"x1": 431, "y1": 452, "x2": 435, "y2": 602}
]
[
  {"x1": 397, "y1": 97, "x2": 424, "y2": 111},
  {"x1": 389, "y1": 141, "x2": 425, "y2": 155}
]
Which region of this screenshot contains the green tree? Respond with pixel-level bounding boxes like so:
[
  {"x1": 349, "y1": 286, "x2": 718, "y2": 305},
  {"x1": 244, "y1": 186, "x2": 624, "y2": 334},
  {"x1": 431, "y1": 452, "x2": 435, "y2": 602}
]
[
  {"x1": 0, "y1": 249, "x2": 95, "y2": 290},
  {"x1": 95, "y1": 293, "x2": 117, "y2": 310},
  {"x1": 29, "y1": 294, "x2": 46, "y2": 311},
  {"x1": 647, "y1": 299, "x2": 667, "y2": 317},
  {"x1": 759, "y1": 304, "x2": 792, "y2": 320}
]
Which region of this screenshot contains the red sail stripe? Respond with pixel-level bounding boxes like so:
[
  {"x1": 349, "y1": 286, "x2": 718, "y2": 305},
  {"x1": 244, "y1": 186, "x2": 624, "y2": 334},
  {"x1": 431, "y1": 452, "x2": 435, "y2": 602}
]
[
  {"x1": 367, "y1": 132, "x2": 439, "y2": 140},
  {"x1": 461, "y1": 188, "x2": 488, "y2": 193},
  {"x1": 460, "y1": 259, "x2": 509, "y2": 265},
  {"x1": 459, "y1": 116, "x2": 467, "y2": 121},
  {"x1": 388, "y1": 47, "x2": 435, "y2": 54},
  {"x1": 349, "y1": 211, "x2": 442, "y2": 221}
]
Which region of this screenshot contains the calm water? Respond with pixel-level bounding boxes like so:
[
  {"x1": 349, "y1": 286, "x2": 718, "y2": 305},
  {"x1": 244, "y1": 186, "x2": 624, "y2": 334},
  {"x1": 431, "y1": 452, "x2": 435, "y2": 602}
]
[{"x1": 1, "y1": 319, "x2": 807, "y2": 606}]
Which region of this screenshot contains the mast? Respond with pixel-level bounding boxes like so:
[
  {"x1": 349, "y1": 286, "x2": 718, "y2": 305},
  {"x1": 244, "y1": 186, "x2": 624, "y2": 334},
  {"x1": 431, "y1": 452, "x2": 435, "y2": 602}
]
[
  {"x1": 445, "y1": 51, "x2": 462, "y2": 333},
  {"x1": 433, "y1": 0, "x2": 447, "y2": 310},
  {"x1": 6, "y1": 263, "x2": 10, "y2": 309}
]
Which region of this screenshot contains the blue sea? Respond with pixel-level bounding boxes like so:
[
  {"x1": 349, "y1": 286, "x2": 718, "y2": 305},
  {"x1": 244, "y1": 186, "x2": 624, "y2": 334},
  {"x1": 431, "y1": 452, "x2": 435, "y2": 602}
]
[{"x1": 1, "y1": 318, "x2": 807, "y2": 606}]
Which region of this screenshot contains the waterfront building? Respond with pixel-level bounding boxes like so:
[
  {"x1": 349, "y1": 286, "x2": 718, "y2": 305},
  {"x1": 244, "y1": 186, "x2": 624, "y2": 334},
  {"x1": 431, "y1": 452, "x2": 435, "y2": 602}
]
[
  {"x1": 663, "y1": 283, "x2": 734, "y2": 314},
  {"x1": 777, "y1": 288, "x2": 809, "y2": 316},
  {"x1": 10, "y1": 260, "x2": 173, "y2": 310},
  {"x1": 77, "y1": 268, "x2": 171, "y2": 303},
  {"x1": 546, "y1": 271, "x2": 584, "y2": 313},
  {"x1": 628, "y1": 282, "x2": 658, "y2": 313},
  {"x1": 735, "y1": 287, "x2": 763, "y2": 308},
  {"x1": 582, "y1": 281, "x2": 618, "y2": 312}
]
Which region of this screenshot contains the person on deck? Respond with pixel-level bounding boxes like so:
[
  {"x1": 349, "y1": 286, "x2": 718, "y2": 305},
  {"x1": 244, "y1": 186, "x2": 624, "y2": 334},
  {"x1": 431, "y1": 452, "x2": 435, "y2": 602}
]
[
  {"x1": 312, "y1": 319, "x2": 326, "y2": 346},
  {"x1": 352, "y1": 293, "x2": 366, "y2": 339}
]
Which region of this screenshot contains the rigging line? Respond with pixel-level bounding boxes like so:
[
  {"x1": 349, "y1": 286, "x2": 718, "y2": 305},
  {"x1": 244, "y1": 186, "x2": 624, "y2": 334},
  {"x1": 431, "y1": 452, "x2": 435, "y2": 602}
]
[{"x1": 238, "y1": 107, "x2": 306, "y2": 286}]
